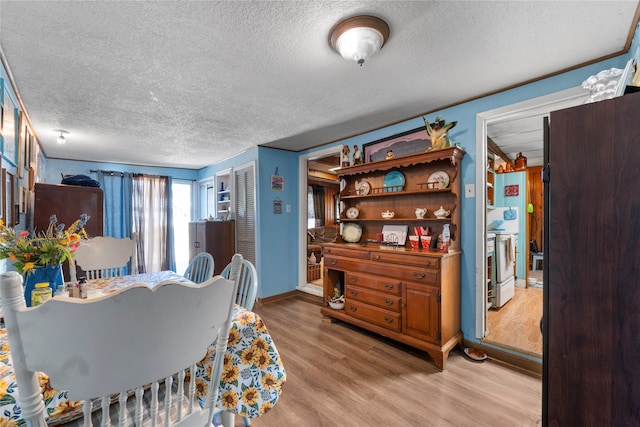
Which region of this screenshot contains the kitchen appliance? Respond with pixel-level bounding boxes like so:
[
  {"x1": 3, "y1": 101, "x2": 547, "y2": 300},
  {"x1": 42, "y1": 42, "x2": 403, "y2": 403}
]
[{"x1": 494, "y1": 232, "x2": 516, "y2": 307}]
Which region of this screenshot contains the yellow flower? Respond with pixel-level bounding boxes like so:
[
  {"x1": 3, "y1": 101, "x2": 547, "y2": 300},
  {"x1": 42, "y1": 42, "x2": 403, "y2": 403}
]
[
  {"x1": 194, "y1": 378, "x2": 208, "y2": 399},
  {"x1": 0, "y1": 417, "x2": 20, "y2": 427},
  {"x1": 254, "y1": 349, "x2": 271, "y2": 370},
  {"x1": 220, "y1": 390, "x2": 238, "y2": 409},
  {"x1": 240, "y1": 348, "x2": 257, "y2": 365},
  {"x1": 221, "y1": 365, "x2": 239, "y2": 383},
  {"x1": 260, "y1": 373, "x2": 278, "y2": 390},
  {"x1": 0, "y1": 379, "x2": 9, "y2": 396},
  {"x1": 48, "y1": 400, "x2": 83, "y2": 418},
  {"x1": 22, "y1": 262, "x2": 35, "y2": 274},
  {"x1": 260, "y1": 401, "x2": 274, "y2": 415},
  {"x1": 241, "y1": 387, "x2": 259, "y2": 406},
  {"x1": 236, "y1": 312, "x2": 253, "y2": 325},
  {"x1": 252, "y1": 337, "x2": 268, "y2": 351},
  {"x1": 227, "y1": 328, "x2": 240, "y2": 346}
]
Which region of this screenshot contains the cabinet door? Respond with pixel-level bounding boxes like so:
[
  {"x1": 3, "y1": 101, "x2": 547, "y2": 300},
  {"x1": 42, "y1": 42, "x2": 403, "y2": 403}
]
[
  {"x1": 544, "y1": 92, "x2": 640, "y2": 426},
  {"x1": 403, "y1": 283, "x2": 440, "y2": 343},
  {"x1": 204, "y1": 221, "x2": 235, "y2": 275},
  {"x1": 188, "y1": 222, "x2": 206, "y2": 260}
]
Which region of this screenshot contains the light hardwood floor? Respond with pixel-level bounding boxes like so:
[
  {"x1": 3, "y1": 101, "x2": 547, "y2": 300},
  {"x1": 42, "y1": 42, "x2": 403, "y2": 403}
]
[
  {"x1": 248, "y1": 293, "x2": 542, "y2": 427},
  {"x1": 486, "y1": 285, "x2": 543, "y2": 356}
]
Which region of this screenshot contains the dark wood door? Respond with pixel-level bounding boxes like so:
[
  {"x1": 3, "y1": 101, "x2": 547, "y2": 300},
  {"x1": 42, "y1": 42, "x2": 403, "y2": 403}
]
[{"x1": 543, "y1": 92, "x2": 640, "y2": 425}]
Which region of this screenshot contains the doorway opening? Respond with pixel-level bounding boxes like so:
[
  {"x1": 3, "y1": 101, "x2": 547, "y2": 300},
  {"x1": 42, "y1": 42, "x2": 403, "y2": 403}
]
[
  {"x1": 475, "y1": 86, "x2": 587, "y2": 357},
  {"x1": 297, "y1": 146, "x2": 341, "y2": 296}
]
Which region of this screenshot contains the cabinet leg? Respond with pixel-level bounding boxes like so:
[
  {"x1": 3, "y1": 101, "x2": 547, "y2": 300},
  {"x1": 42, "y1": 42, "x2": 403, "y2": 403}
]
[{"x1": 427, "y1": 351, "x2": 446, "y2": 371}]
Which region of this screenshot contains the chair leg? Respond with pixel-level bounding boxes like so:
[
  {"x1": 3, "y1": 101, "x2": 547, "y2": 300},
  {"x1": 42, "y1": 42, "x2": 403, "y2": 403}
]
[
  {"x1": 221, "y1": 411, "x2": 235, "y2": 427},
  {"x1": 243, "y1": 416, "x2": 251, "y2": 426}
]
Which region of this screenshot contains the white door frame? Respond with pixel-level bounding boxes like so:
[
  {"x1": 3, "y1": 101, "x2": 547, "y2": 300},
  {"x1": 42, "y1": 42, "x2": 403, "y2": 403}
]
[
  {"x1": 297, "y1": 145, "x2": 340, "y2": 297},
  {"x1": 474, "y1": 86, "x2": 588, "y2": 339}
]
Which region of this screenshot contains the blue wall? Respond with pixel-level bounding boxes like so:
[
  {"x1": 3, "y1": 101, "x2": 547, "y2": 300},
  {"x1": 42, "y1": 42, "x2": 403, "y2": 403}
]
[{"x1": 256, "y1": 147, "x2": 299, "y2": 296}]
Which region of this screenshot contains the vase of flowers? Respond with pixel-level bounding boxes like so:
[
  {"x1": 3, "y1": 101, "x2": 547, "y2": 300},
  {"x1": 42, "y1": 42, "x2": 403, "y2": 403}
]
[{"x1": 0, "y1": 214, "x2": 90, "y2": 306}]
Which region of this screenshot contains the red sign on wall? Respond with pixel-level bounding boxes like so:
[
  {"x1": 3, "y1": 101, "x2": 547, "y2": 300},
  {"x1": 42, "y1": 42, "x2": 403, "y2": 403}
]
[{"x1": 504, "y1": 184, "x2": 519, "y2": 197}]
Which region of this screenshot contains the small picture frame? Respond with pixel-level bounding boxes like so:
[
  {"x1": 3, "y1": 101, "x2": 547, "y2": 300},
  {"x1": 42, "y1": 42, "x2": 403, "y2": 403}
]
[
  {"x1": 273, "y1": 198, "x2": 283, "y2": 214},
  {"x1": 271, "y1": 175, "x2": 284, "y2": 191},
  {"x1": 19, "y1": 186, "x2": 27, "y2": 213}
]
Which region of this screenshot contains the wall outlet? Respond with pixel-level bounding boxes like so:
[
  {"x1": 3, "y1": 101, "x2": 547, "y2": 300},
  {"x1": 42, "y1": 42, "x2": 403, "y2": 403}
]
[
  {"x1": 286, "y1": 204, "x2": 291, "y2": 213},
  {"x1": 465, "y1": 184, "x2": 475, "y2": 198}
]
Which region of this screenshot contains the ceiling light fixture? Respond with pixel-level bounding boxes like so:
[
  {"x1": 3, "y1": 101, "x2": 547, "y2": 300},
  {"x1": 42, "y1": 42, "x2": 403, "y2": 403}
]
[
  {"x1": 53, "y1": 129, "x2": 69, "y2": 145},
  {"x1": 330, "y1": 15, "x2": 390, "y2": 66}
]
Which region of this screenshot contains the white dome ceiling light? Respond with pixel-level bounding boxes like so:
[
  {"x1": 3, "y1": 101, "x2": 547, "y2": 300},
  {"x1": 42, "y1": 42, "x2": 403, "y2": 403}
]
[
  {"x1": 54, "y1": 129, "x2": 69, "y2": 145},
  {"x1": 330, "y1": 15, "x2": 390, "y2": 66}
]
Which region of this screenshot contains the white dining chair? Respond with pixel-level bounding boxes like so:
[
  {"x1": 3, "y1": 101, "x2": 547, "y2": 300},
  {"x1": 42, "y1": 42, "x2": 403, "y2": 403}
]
[
  {"x1": 220, "y1": 259, "x2": 258, "y2": 310},
  {"x1": 184, "y1": 252, "x2": 215, "y2": 284},
  {"x1": 70, "y1": 233, "x2": 138, "y2": 282},
  {"x1": 219, "y1": 258, "x2": 258, "y2": 427},
  {"x1": 0, "y1": 253, "x2": 244, "y2": 427}
]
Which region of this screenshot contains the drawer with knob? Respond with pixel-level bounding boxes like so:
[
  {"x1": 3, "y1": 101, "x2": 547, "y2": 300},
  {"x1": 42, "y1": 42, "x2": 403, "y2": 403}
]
[
  {"x1": 337, "y1": 259, "x2": 439, "y2": 285},
  {"x1": 369, "y1": 251, "x2": 441, "y2": 269},
  {"x1": 323, "y1": 256, "x2": 368, "y2": 272},
  {"x1": 343, "y1": 300, "x2": 401, "y2": 332},
  {"x1": 323, "y1": 246, "x2": 370, "y2": 259},
  {"x1": 345, "y1": 272, "x2": 401, "y2": 295},
  {"x1": 345, "y1": 284, "x2": 401, "y2": 312}
]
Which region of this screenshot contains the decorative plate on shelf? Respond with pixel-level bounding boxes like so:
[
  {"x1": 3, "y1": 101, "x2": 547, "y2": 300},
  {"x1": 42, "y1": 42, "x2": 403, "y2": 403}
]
[
  {"x1": 356, "y1": 181, "x2": 371, "y2": 195},
  {"x1": 339, "y1": 201, "x2": 345, "y2": 213},
  {"x1": 341, "y1": 223, "x2": 362, "y2": 243},
  {"x1": 340, "y1": 179, "x2": 346, "y2": 192},
  {"x1": 427, "y1": 171, "x2": 450, "y2": 189},
  {"x1": 346, "y1": 207, "x2": 359, "y2": 219},
  {"x1": 383, "y1": 171, "x2": 405, "y2": 192}
]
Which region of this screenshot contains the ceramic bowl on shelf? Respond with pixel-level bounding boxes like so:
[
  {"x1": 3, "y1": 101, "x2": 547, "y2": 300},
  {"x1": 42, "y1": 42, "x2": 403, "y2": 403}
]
[
  {"x1": 381, "y1": 210, "x2": 395, "y2": 219},
  {"x1": 328, "y1": 301, "x2": 345, "y2": 309}
]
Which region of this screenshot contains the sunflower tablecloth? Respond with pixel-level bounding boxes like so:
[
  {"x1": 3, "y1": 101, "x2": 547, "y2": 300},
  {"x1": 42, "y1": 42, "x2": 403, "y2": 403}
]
[{"x1": 0, "y1": 271, "x2": 286, "y2": 426}]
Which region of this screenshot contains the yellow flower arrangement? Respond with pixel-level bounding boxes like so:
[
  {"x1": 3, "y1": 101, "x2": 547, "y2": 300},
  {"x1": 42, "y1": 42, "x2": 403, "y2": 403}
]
[{"x1": 0, "y1": 214, "x2": 90, "y2": 275}]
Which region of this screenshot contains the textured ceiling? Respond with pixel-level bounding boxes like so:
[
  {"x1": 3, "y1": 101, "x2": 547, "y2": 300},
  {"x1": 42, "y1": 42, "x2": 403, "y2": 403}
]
[{"x1": 0, "y1": 1, "x2": 637, "y2": 169}]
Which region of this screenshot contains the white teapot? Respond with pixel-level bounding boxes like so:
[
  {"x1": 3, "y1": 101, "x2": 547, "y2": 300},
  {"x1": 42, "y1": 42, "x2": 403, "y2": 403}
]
[
  {"x1": 415, "y1": 207, "x2": 427, "y2": 219},
  {"x1": 434, "y1": 206, "x2": 450, "y2": 218}
]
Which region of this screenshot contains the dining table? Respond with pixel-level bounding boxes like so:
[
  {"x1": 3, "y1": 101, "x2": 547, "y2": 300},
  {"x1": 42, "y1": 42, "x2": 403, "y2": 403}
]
[{"x1": 0, "y1": 271, "x2": 286, "y2": 426}]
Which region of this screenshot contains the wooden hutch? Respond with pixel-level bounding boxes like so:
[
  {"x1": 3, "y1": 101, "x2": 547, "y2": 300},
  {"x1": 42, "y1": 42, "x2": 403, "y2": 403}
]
[{"x1": 321, "y1": 147, "x2": 465, "y2": 370}]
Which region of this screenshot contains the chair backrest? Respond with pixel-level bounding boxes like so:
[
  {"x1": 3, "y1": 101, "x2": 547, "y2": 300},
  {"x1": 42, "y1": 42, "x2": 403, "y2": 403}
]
[
  {"x1": 71, "y1": 233, "x2": 139, "y2": 282},
  {"x1": 220, "y1": 259, "x2": 258, "y2": 310},
  {"x1": 0, "y1": 253, "x2": 244, "y2": 427},
  {"x1": 184, "y1": 252, "x2": 215, "y2": 284}
]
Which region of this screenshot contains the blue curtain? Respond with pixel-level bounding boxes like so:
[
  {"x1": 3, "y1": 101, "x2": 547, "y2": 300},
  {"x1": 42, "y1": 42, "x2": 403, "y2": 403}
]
[
  {"x1": 96, "y1": 171, "x2": 134, "y2": 275},
  {"x1": 96, "y1": 171, "x2": 133, "y2": 239}
]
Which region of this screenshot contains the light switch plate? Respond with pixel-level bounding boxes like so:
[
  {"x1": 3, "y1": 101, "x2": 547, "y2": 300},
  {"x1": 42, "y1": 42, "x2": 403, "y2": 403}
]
[{"x1": 465, "y1": 184, "x2": 475, "y2": 198}]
